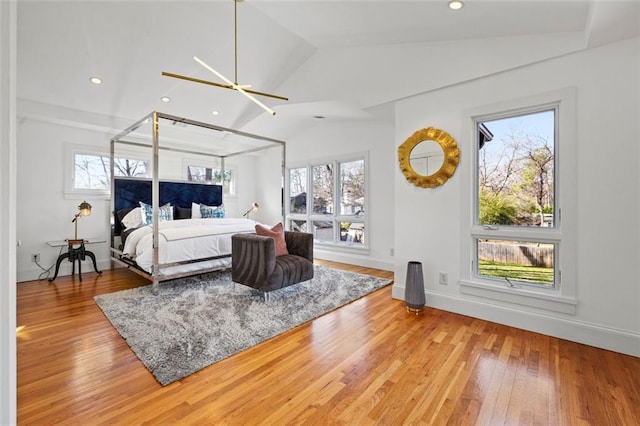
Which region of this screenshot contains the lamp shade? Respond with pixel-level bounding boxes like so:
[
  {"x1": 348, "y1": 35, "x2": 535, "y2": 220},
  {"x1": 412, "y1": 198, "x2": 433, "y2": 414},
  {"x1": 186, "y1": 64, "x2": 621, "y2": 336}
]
[{"x1": 78, "y1": 201, "x2": 92, "y2": 216}]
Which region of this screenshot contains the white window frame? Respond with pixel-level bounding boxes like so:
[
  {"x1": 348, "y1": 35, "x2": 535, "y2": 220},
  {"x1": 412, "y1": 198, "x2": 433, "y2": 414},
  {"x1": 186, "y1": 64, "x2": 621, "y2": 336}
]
[
  {"x1": 459, "y1": 88, "x2": 578, "y2": 314},
  {"x1": 64, "y1": 144, "x2": 149, "y2": 199},
  {"x1": 286, "y1": 152, "x2": 369, "y2": 251}
]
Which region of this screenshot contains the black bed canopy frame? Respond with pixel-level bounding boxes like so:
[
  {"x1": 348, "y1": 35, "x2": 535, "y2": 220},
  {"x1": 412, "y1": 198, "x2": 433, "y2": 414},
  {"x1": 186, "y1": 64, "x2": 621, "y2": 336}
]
[{"x1": 109, "y1": 111, "x2": 286, "y2": 286}]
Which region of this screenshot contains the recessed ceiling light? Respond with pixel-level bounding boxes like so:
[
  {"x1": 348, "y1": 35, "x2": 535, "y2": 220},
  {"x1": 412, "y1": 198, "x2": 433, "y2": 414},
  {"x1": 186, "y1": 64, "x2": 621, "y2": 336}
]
[
  {"x1": 449, "y1": 0, "x2": 464, "y2": 10},
  {"x1": 212, "y1": 110, "x2": 220, "y2": 116},
  {"x1": 161, "y1": 96, "x2": 171, "y2": 103},
  {"x1": 89, "y1": 77, "x2": 102, "y2": 85}
]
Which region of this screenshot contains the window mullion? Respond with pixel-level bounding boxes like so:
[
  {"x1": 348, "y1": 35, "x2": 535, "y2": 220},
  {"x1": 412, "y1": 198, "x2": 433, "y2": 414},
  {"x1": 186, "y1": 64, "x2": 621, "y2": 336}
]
[
  {"x1": 471, "y1": 226, "x2": 561, "y2": 242},
  {"x1": 307, "y1": 163, "x2": 313, "y2": 216},
  {"x1": 335, "y1": 160, "x2": 340, "y2": 218}
]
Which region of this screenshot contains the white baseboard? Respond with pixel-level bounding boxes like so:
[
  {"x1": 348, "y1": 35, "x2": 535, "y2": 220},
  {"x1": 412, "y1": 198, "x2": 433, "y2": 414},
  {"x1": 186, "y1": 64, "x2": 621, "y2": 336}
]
[
  {"x1": 392, "y1": 284, "x2": 640, "y2": 358},
  {"x1": 17, "y1": 258, "x2": 113, "y2": 283},
  {"x1": 315, "y1": 248, "x2": 393, "y2": 272}
]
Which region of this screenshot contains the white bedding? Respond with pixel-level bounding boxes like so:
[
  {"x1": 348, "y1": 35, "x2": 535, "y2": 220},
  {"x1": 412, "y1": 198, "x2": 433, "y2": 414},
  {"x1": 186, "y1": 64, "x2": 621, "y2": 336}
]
[{"x1": 122, "y1": 218, "x2": 257, "y2": 275}]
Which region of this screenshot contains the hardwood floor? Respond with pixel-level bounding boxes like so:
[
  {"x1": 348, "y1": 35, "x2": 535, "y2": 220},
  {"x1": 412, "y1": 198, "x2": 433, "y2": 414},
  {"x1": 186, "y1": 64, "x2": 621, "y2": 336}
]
[{"x1": 17, "y1": 261, "x2": 640, "y2": 425}]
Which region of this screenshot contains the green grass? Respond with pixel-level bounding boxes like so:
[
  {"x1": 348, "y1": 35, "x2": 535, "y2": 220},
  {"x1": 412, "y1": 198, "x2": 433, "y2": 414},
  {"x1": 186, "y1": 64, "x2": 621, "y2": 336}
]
[{"x1": 479, "y1": 260, "x2": 554, "y2": 286}]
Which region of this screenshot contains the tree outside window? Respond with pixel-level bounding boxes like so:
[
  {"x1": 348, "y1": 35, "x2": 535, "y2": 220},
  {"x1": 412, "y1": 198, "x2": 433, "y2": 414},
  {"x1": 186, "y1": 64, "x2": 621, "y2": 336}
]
[
  {"x1": 289, "y1": 167, "x2": 307, "y2": 214},
  {"x1": 340, "y1": 159, "x2": 365, "y2": 216},
  {"x1": 313, "y1": 164, "x2": 333, "y2": 214},
  {"x1": 74, "y1": 153, "x2": 148, "y2": 190}
]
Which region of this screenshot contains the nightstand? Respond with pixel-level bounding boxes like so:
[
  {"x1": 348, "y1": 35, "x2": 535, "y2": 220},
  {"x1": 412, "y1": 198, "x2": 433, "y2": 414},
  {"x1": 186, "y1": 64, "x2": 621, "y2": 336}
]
[{"x1": 47, "y1": 239, "x2": 105, "y2": 282}]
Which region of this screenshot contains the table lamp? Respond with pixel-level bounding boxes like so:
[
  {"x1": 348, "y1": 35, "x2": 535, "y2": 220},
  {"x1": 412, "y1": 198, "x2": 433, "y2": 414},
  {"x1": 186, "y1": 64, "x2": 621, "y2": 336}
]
[
  {"x1": 72, "y1": 201, "x2": 92, "y2": 240},
  {"x1": 242, "y1": 202, "x2": 259, "y2": 219}
]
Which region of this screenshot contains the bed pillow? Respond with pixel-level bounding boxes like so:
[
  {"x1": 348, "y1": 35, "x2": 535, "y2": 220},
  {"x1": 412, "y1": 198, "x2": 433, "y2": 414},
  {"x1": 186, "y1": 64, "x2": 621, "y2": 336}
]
[
  {"x1": 174, "y1": 206, "x2": 192, "y2": 220},
  {"x1": 200, "y1": 204, "x2": 225, "y2": 219},
  {"x1": 121, "y1": 207, "x2": 143, "y2": 229},
  {"x1": 192, "y1": 202, "x2": 202, "y2": 219},
  {"x1": 114, "y1": 208, "x2": 132, "y2": 235},
  {"x1": 255, "y1": 222, "x2": 288, "y2": 256},
  {"x1": 139, "y1": 202, "x2": 173, "y2": 225}
]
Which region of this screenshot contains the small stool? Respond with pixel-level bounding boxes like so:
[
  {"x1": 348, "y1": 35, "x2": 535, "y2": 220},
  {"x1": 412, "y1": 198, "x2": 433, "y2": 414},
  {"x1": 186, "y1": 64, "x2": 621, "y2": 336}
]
[{"x1": 405, "y1": 261, "x2": 425, "y2": 314}]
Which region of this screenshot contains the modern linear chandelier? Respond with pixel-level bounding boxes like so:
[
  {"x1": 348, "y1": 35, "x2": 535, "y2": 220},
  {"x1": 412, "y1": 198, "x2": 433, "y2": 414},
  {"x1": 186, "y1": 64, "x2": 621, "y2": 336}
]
[{"x1": 162, "y1": 0, "x2": 287, "y2": 116}]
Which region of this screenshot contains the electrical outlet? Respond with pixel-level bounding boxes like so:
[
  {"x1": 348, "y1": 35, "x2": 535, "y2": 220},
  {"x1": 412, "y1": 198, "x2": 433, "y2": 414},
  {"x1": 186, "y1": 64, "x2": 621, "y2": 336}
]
[
  {"x1": 439, "y1": 271, "x2": 448, "y2": 285},
  {"x1": 32, "y1": 253, "x2": 40, "y2": 263}
]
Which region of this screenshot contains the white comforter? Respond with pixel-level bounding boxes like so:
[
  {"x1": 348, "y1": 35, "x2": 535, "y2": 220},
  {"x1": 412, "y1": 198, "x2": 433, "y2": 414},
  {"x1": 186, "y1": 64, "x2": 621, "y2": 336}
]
[{"x1": 122, "y1": 218, "x2": 256, "y2": 275}]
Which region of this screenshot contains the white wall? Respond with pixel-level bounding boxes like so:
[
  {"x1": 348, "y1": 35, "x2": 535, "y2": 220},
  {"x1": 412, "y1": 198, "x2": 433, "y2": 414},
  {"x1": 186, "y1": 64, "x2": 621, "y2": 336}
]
[
  {"x1": 0, "y1": 0, "x2": 17, "y2": 422},
  {"x1": 393, "y1": 37, "x2": 640, "y2": 356},
  {"x1": 286, "y1": 119, "x2": 395, "y2": 270},
  {"x1": 254, "y1": 145, "x2": 286, "y2": 226},
  {"x1": 17, "y1": 115, "x2": 115, "y2": 281}
]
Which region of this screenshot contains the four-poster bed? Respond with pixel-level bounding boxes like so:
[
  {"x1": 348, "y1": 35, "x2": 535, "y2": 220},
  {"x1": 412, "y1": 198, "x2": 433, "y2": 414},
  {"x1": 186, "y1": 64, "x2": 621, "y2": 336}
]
[{"x1": 109, "y1": 112, "x2": 285, "y2": 285}]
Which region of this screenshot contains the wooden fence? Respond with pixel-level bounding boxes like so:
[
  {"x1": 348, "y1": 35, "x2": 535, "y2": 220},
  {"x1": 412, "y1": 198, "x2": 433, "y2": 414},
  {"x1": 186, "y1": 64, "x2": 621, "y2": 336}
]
[{"x1": 478, "y1": 241, "x2": 554, "y2": 268}]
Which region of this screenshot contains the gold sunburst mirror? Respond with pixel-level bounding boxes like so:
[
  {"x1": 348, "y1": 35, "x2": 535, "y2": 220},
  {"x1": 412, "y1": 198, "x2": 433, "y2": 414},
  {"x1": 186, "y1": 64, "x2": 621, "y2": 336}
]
[{"x1": 398, "y1": 127, "x2": 460, "y2": 188}]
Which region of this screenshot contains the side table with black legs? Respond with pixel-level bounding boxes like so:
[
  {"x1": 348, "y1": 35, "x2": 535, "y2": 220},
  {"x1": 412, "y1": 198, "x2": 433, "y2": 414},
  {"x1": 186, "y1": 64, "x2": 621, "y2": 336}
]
[{"x1": 47, "y1": 239, "x2": 105, "y2": 282}]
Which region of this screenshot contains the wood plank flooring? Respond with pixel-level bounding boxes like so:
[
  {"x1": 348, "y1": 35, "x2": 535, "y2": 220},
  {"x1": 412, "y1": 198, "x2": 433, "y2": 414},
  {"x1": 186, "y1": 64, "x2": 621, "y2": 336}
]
[{"x1": 17, "y1": 261, "x2": 640, "y2": 425}]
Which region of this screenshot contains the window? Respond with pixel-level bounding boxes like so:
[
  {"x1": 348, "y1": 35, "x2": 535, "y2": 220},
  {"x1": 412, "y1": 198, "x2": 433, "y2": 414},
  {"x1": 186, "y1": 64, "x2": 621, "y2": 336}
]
[
  {"x1": 289, "y1": 167, "x2": 307, "y2": 214},
  {"x1": 74, "y1": 153, "x2": 148, "y2": 190},
  {"x1": 186, "y1": 165, "x2": 234, "y2": 195},
  {"x1": 67, "y1": 149, "x2": 149, "y2": 198},
  {"x1": 475, "y1": 109, "x2": 557, "y2": 288},
  {"x1": 461, "y1": 89, "x2": 577, "y2": 313},
  {"x1": 313, "y1": 164, "x2": 333, "y2": 214},
  {"x1": 287, "y1": 155, "x2": 367, "y2": 248}
]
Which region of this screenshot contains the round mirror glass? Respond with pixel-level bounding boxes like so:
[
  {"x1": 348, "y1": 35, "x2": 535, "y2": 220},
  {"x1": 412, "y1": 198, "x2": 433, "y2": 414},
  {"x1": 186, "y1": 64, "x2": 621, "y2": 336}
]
[{"x1": 409, "y1": 140, "x2": 445, "y2": 176}]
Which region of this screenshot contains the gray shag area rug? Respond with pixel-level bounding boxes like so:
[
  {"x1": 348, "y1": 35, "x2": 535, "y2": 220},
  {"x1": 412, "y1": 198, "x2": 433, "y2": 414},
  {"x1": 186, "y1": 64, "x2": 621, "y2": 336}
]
[{"x1": 94, "y1": 265, "x2": 392, "y2": 386}]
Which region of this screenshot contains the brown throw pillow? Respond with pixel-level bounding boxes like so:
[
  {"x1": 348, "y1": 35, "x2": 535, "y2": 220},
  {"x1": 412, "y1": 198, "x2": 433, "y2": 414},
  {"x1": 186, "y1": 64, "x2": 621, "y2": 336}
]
[{"x1": 255, "y1": 222, "x2": 289, "y2": 256}]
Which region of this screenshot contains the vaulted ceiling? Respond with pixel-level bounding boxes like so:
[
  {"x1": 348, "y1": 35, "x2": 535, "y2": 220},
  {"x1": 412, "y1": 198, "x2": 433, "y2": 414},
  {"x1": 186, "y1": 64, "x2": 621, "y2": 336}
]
[{"x1": 17, "y1": 1, "x2": 640, "y2": 139}]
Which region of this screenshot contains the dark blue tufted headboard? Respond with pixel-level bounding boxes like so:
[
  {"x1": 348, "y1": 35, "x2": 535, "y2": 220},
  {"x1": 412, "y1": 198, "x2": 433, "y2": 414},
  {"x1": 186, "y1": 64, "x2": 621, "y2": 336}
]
[{"x1": 113, "y1": 177, "x2": 223, "y2": 211}]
